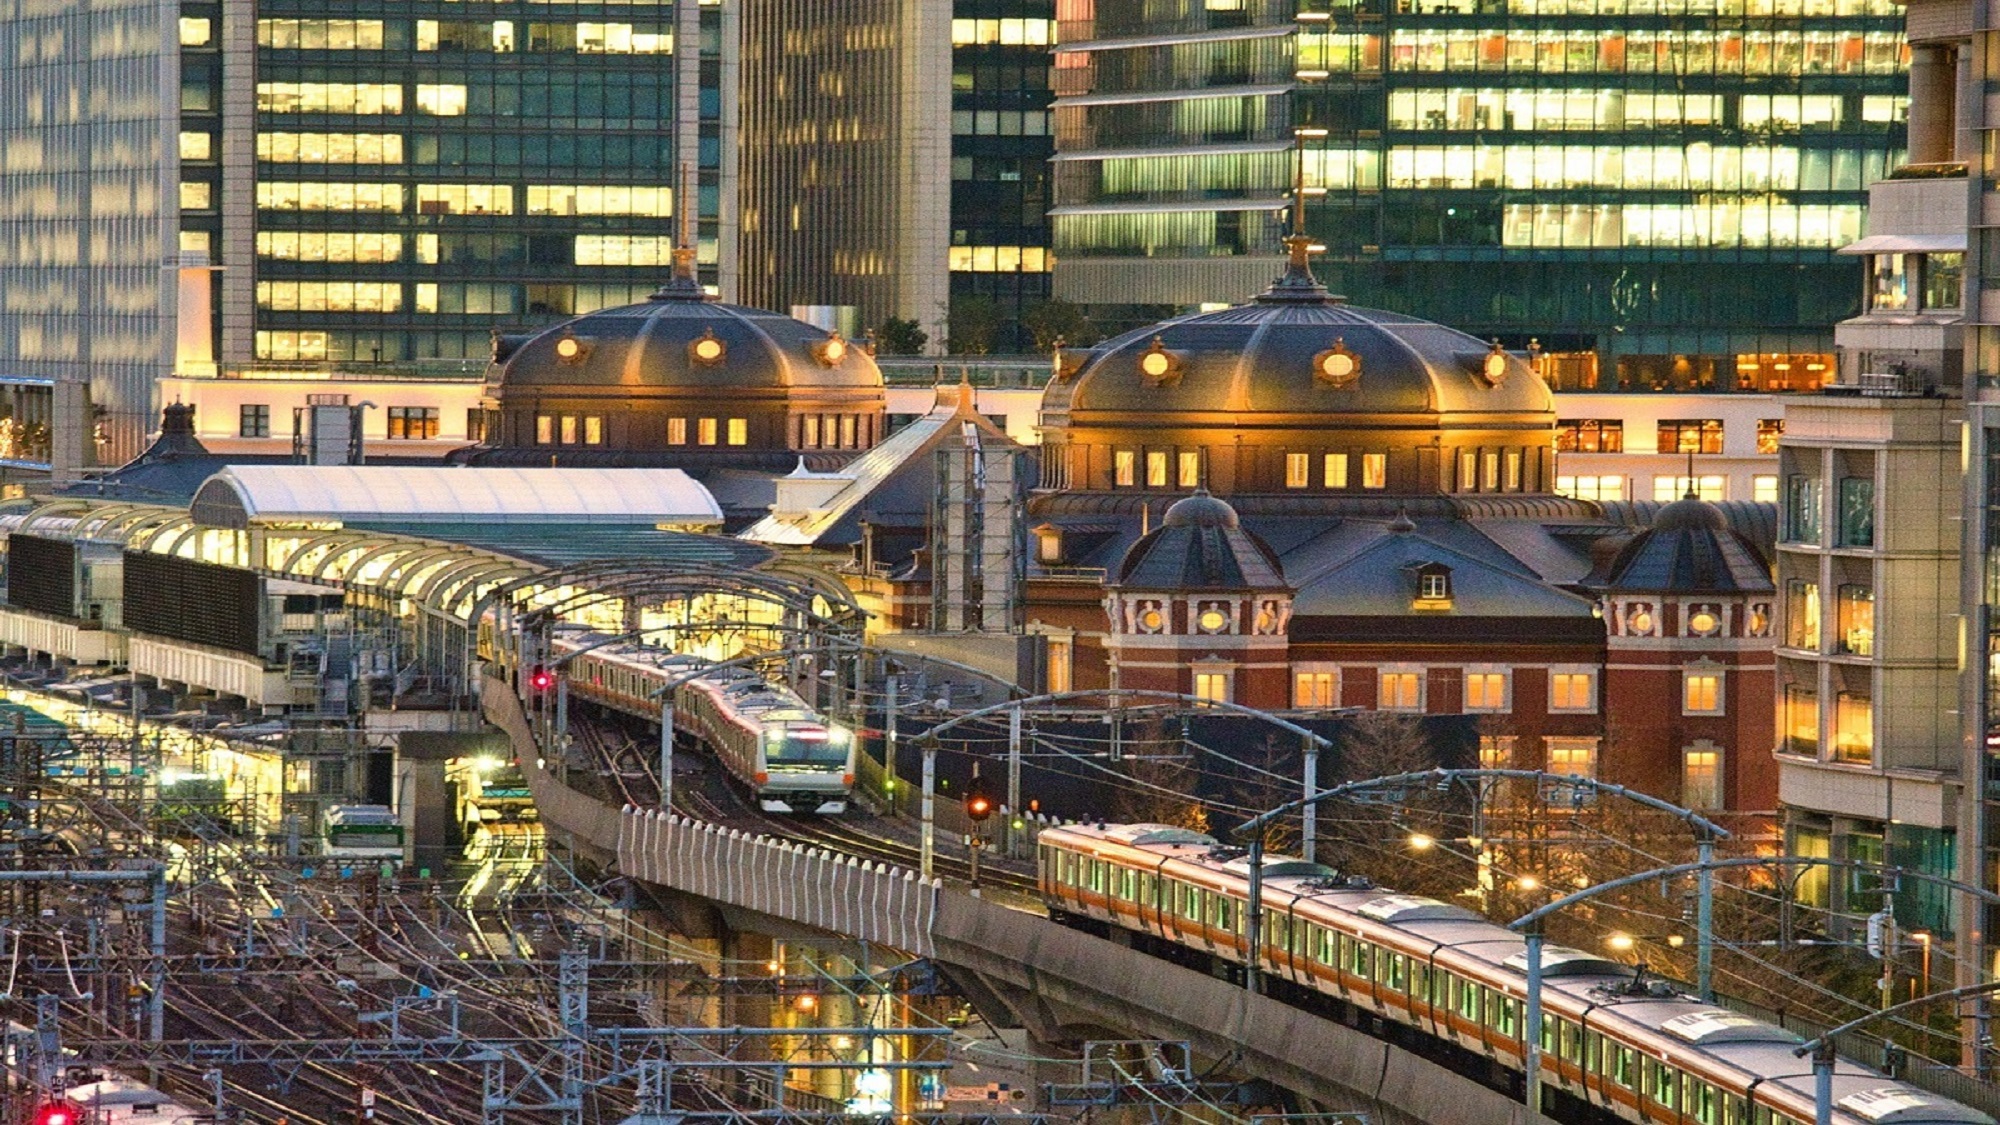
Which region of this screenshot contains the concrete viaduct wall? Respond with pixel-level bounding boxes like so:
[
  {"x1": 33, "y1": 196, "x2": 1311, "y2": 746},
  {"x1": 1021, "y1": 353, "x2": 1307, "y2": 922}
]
[{"x1": 483, "y1": 680, "x2": 1532, "y2": 1125}]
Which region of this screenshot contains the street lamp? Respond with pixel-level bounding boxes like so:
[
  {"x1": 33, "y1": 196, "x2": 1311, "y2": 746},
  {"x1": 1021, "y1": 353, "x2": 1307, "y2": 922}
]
[{"x1": 1604, "y1": 931, "x2": 1685, "y2": 953}]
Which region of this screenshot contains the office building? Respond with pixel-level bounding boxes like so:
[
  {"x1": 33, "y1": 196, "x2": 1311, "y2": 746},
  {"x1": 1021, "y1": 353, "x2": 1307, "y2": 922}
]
[
  {"x1": 0, "y1": 0, "x2": 724, "y2": 478},
  {"x1": 1050, "y1": 0, "x2": 1909, "y2": 385},
  {"x1": 735, "y1": 1, "x2": 1054, "y2": 353}
]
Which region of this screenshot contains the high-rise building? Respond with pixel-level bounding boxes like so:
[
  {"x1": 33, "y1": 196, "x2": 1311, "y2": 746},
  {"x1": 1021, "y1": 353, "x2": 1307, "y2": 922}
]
[
  {"x1": 0, "y1": 0, "x2": 724, "y2": 477},
  {"x1": 735, "y1": 1, "x2": 1055, "y2": 354},
  {"x1": 1050, "y1": 0, "x2": 1910, "y2": 387}
]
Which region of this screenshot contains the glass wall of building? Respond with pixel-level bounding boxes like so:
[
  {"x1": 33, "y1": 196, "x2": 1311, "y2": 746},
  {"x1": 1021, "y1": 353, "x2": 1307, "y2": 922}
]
[
  {"x1": 1051, "y1": 0, "x2": 1907, "y2": 386},
  {"x1": 238, "y1": 0, "x2": 722, "y2": 366}
]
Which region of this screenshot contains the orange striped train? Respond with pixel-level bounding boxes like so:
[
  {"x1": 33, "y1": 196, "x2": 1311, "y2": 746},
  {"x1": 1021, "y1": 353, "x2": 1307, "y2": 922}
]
[
  {"x1": 1037, "y1": 822, "x2": 1992, "y2": 1125},
  {"x1": 552, "y1": 630, "x2": 854, "y2": 813}
]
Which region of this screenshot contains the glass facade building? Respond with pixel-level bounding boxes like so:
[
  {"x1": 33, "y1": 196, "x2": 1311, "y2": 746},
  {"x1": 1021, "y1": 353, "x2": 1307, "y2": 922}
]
[
  {"x1": 951, "y1": 4, "x2": 1056, "y2": 352},
  {"x1": 0, "y1": 0, "x2": 723, "y2": 474},
  {"x1": 0, "y1": 0, "x2": 180, "y2": 472},
  {"x1": 1050, "y1": 0, "x2": 1909, "y2": 387}
]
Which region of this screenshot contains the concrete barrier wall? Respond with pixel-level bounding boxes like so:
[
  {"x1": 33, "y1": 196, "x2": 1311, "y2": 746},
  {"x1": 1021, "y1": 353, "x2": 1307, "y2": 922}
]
[{"x1": 620, "y1": 810, "x2": 937, "y2": 957}]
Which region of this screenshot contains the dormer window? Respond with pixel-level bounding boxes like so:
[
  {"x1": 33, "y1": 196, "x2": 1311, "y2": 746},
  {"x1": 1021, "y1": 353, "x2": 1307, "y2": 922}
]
[
  {"x1": 1409, "y1": 562, "x2": 1453, "y2": 610},
  {"x1": 1033, "y1": 525, "x2": 1063, "y2": 564}
]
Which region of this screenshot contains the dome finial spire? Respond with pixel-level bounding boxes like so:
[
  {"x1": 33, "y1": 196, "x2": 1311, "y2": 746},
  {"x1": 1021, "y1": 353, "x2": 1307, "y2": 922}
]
[
  {"x1": 1258, "y1": 129, "x2": 1343, "y2": 305},
  {"x1": 651, "y1": 161, "x2": 708, "y2": 302}
]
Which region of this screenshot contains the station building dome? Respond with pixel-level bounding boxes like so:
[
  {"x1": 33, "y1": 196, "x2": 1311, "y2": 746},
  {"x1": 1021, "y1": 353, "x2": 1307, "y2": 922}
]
[
  {"x1": 470, "y1": 257, "x2": 887, "y2": 467},
  {"x1": 1038, "y1": 242, "x2": 1557, "y2": 498}
]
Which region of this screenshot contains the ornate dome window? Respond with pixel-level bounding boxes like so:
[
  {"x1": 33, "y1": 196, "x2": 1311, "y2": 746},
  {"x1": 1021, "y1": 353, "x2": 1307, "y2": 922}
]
[
  {"x1": 1687, "y1": 605, "x2": 1722, "y2": 636},
  {"x1": 813, "y1": 333, "x2": 849, "y2": 367},
  {"x1": 553, "y1": 334, "x2": 592, "y2": 365},
  {"x1": 1136, "y1": 337, "x2": 1183, "y2": 387},
  {"x1": 1477, "y1": 341, "x2": 1509, "y2": 386},
  {"x1": 688, "y1": 326, "x2": 727, "y2": 366},
  {"x1": 1196, "y1": 603, "x2": 1231, "y2": 634},
  {"x1": 1313, "y1": 338, "x2": 1361, "y2": 389}
]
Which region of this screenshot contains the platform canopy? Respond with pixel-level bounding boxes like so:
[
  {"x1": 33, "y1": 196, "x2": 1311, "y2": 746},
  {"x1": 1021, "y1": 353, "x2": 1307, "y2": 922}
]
[{"x1": 190, "y1": 465, "x2": 722, "y2": 529}]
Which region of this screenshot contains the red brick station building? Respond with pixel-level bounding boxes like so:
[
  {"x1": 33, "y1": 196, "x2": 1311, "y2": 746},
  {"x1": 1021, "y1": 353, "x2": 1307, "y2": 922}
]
[
  {"x1": 940, "y1": 252, "x2": 1775, "y2": 817},
  {"x1": 464, "y1": 250, "x2": 1781, "y2": 817}
]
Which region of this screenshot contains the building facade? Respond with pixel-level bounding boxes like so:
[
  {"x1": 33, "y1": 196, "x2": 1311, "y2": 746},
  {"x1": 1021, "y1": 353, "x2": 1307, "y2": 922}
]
[
  {"x1": 0, "y1": 0, "x2": 726, "y2": 477},
  {"x1": 1049, "y1": 0, "x2": 1910, "y2": 384}
]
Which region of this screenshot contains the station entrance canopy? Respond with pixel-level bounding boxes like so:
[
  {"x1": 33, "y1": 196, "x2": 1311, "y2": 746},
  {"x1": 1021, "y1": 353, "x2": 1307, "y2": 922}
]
[{"x1": 188, "y1": 466, "x2": 723, "y2": 531}]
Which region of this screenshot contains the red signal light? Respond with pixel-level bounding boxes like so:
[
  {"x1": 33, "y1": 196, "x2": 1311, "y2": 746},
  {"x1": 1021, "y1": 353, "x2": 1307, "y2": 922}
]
[
  {"x1": 529, "y1": 665, "x2": 553, "y2": 692},
  {"x1": 35, "y1": 1103, "x2": 76, "y2": 1125}
]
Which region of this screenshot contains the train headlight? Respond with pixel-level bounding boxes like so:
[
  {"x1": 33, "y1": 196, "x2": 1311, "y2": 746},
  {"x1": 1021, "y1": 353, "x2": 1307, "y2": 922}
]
[{"x1": 826, "y1": 725, "x2": 852, "y2": 746}]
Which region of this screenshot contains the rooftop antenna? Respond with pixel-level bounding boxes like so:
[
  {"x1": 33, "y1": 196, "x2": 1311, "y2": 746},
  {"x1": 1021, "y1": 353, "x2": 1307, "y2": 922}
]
[
  {"x1": 654, "y1": 161, "x2": 704, "y2": 300},
  {"x1": 1684, "y1": 447, "x2": 1697, "y2": 500}
]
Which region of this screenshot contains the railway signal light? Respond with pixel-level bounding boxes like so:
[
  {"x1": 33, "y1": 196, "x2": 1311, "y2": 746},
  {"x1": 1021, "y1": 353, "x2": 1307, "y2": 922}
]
[
  {"x1": 34, "y1": 1103, "x2": 76, "y2": 1125},
  {"x1": 529, "y1": 665, "x2": 553, "y2": 692},
  {"x1": 965, "y1": 776, "x2": 996, "y2": 822}
]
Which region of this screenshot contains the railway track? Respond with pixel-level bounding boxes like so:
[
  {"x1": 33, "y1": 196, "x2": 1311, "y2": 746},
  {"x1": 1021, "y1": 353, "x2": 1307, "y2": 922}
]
[{"x1": 572, "y1": 709, "x2": 1040, "y2": 897}]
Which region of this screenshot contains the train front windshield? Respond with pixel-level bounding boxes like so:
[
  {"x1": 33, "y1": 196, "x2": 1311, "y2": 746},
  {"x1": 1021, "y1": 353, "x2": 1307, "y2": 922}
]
[{"x1": 764, "y1": 724, "x2": 850, "y2": 768}]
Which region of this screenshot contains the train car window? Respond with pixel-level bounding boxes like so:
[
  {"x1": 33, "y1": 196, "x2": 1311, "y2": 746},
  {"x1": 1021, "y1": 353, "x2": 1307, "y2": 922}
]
[
  {"x1": 1267, "y1": 913, "x2": 1288, "y2": 949},
  {"x1": 1722, "y1": 1092, "x2": 1749, "y2": 1125},
  {"x1": 1538, "y1": 1017, "x2": 1556, "y2": 1053},
  {"x1": 1644, "y1": 1059, "x2": 1677, "y2": 1110},
  {"x1": 1610, "y1": 1045, "x2": 1636, "y2": 1088},
  {"x1": 1182, "y1": 885, "x2": 1201, "y2": 921},
  {"x1": 1116, "y1": 868, "x2": 1135, "y2": 900},
  {"x1": 1384, "y1": 952, "x2": 1406, "y2": 991},
  {"x1": 1457, "y1": 978, "x2": 1479, "y2": 1021},
  {"x1": 1685, "y1": 1076, "x2": 1719, "y2": 1125},
  {"x1": 1350, "y1": 938, "x2": 1373, "y2": 980},
  {"x1": 1139, "y1": 873, "x2": 1156, "y2": 903},
  {"x1": 1560, "y1": 1020, "x2": 1585, "y2": 1062},
  {"x1": 1311, "y1": 926, "x2": 1332, "y2": 963},
  {"x1": 1412, "y1": 964, "x2": 1430, "y2": 1000},
  {"x1": 1087, "y1": 859, "x2": 1107, "y2": 894},
  {"x1": 1491, "y1": 992, "x2": 1517, "y2": 1037}
]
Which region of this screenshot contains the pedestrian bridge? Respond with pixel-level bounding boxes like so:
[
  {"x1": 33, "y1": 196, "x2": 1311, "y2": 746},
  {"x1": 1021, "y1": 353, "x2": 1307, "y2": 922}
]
[{"x1": 485, "y1": 679, "x2": 1532, "y2": 1125}]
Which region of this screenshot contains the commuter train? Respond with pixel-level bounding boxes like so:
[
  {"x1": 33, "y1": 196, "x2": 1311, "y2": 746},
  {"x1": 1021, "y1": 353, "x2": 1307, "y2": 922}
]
[
  {"x1": 1038, "y1": 823, "x2": 1993, "y2": 1125},
  {"x1": 551, "y1": 631, "x2": 854, "y2": 814},
  {"x1": 322, "y1": 804, "x2": 406, "y2": 863},
  {"x1": 2, "y1": 1027, "x2": 208, "y2": 1125}
]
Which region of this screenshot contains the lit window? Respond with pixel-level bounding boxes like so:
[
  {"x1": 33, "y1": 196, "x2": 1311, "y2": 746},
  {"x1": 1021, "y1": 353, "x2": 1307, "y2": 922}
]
[
  {"x1": 526, "y1": 185, "x2": 675, "y2": 217},
  {"x1": 575, "y1": 235, "x2": 678, "y2": 266},
  {"x1": 1654, "y1": 476, "x2": 1727, "y2": 502},
  {"x1": 255, "y1": 281, "x2": 402, "y2": 313},
  {"x1": 1114, "y1": 450, "x2": 1136, "y2": 487},
  {"x1": 1464, "y1": 671, "x2": 1508, "y2": 711},
  {"x1": 257, "y1": 19, "x2": 386, "y2": 49},
  {"x1": 800, "y1": 416, "x2": 819, "y2": 448},
  {"x1": 257, "y1": 82, "x2": 402, "y2": 115},
  {"x1": 841, "y1": 416, "x2": 858, "y2": 448},
  {"x1": 1457, "y1": 450, "x2": 1477, "y2": 491},
  {"x1": 1325, "y1": 453, "x2": 1348, "y2": 488},
  {"x1": 258, "y1": 133, "x2": 405, "y2": 164},
  {"x1": 257, "y1": 182, "x2": 404, "y2": 212},
  {"x1": 239, "y1": 405, "x2": 271, "y2": 439},
  {"x1": 698, "y1": 418, "x2": 718, "y2": 446},
  {"x1": 180, "y1": 16, "x2": 212, "y2": 45},
  {"x1": 1546, "y1": 737, "x2": 1598, "y2": 780},
  {"x1": 1682, "y1": 745, "x2": 1721, "y2": 809},
  {"x1": 1178, "y1": 451, "x2": 1200, "y2": 488},
  {"x1": 416, "y1": 85, "x2": 469, "y2": 115},
  {"x1": 1362, "y1": 453, "x2": 1387, "y2": 489},
  {"x1": 1479, "y1": 736, "x2": 1514, "y2": 769},
  {"x1": 1046, "y1": 639, "x2": 1072, "y2": 693},
  {"x1": 1550, "y1": 671, "x2": 1594, "y2": 712},
  {"x1": 535, "y1": 415, "x2": 555, "y2": 445},
  {"x1": 584, "y1": 416, "x2": 604, "y2": 445},
  {"x1": 727, "y1": 418, "x2": 748, "y2": 446},
  {"x1": 416, "y1": 184, "x2": 514, "y2": 215},
  {"x1": 180, "y1": 132, "x2": 212, "y2": 161},
  {"x1": 1418, "y1": 572, "x2": 1449, "y2": 600},
  {"x1": 179, "y1": 182, "x2": 212, "y2": 210},
  {"x1": 1505, "y1": 451, "x2": 1523, "y2": 490},
  {"x1": 1837, "y1": 585, "x2": 1874, "y2": 655},
  {"x1": 1294, "y1": 668, "x2": 1339, "y2": 708},
  {"x1": 1286, "y1": 453, "x2": 1310, "y2": 489},
  {"x1": 1147, "y1": 451, "x2": 1169, "y2": 487},
  {"x1": 1556, "y1": 475, "x2": 1625, "y2": 501},
  {"x1": 1785, "y1": 580, "x2": 1821, "y2": 649},
  {"x1": 1482, "y1": 451, "x2": 1500, "y2": 490},
  {"x1": 1658, "y1": 419, "x2": 1725, "y2": 455},
  {"x1": 256, "y1": 232, "x2": 402, "y2": 263},
  {"x1": 1834, "y1": 692, "x2": 1873, "y2": 763},
  {"x1": 1555, "y1": 420, "x2": 1623, "y2": 453},
  {"x1": 1756, "y1": 419, "x2": 1784, "y2": 454},
  {"x1": 667, "y1": 418, "x2": 687, "y2": 445},
  {"x1": 386, "y1": 406, "x2": 440, "y2": 440},
  {"x1": 560, "y1": 415, "x2": 579, "y2": 444},
  {"x1": 1753, "y1": 475, "x2": 1779, "y2": 503},
  {"x1": 1193, "y1": 671, "x2": 1230, "y2": 703},
  {"x1": 1379, "y1": 670, "x2": 1423, "y2": 711},
  {"x1": 1683, "y1": 670, "x2": 1723, "y2": 714}
]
